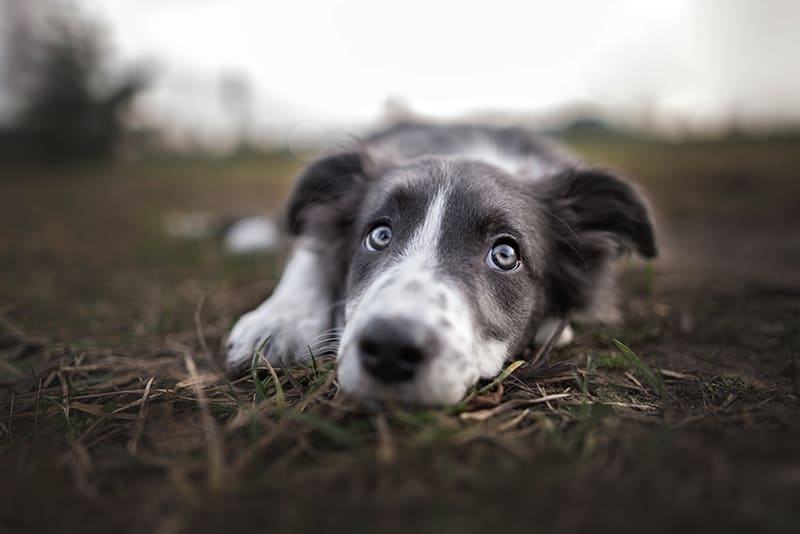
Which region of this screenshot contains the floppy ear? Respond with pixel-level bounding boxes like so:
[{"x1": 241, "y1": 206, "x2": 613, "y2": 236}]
[
  {"x1": 537, "y1": 168, "x2": 657, "y2": 320},
  {"x1": 286, "y1": 151, "x2": 370, "y2": 240}
]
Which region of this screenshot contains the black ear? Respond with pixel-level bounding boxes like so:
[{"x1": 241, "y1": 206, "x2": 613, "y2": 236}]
[
  {"x1": 286, "y1": 151, "x2": 368, "y2": 239},
  {"x1": 538, "y1": 168, "x2": 657, "y2": 319}
]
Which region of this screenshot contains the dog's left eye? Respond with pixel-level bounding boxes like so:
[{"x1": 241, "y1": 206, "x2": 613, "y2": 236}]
[
  {"x1": 365, "y1": 224, "x2": 393, "y2": 251},
  {"x1": 486, "y1": 240, "x2": 520, "y2": 271}
]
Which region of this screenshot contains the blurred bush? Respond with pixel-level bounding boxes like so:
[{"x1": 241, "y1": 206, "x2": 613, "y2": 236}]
[{"x1": 0, "y1": 0, "x2": 146, "y2": 164}]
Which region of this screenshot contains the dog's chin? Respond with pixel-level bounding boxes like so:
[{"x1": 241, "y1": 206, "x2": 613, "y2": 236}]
[{"x1": 335, "y1": 345, "x2": 476, "y2": 406}]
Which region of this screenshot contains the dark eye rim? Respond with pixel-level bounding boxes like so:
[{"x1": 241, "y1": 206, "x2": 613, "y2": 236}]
[
  {"x1": 364, "y1": 222, "x2": 393, "y2": 252},
  {"x1": 486, "y1": 235, "x2": 522, "y2": 272}
]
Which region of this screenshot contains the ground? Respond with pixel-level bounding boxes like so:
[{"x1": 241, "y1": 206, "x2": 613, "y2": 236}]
[{"x1": 1, "y1": 138, "x2": 799, "y2": 534}]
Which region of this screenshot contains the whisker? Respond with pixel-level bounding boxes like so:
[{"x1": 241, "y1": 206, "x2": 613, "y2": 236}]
[
  {"x1": 313, "y1": 327, "x2": 344, "y2": 336},
  {"x1": 309, "y1": 343, "x2": 339, "y2": 355},
  {"x1": 308, "y1": 334, "x2": 343, "y2": 344},
  {"x1": 296, "y1": 343, "x2": 339, "y2": 360}
]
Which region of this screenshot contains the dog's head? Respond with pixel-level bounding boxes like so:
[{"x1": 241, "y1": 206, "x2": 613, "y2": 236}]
[{"x1": 290, "y1": 150, "x2": 656, "y2": 405}]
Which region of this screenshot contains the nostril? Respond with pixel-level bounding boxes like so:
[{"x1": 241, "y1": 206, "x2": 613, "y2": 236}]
[
  {"x1": 358, "y1": 338, "x2": 380, "y2": 360},
  {"x1": 398, "y1": 347, "x2": 425, "y2": 364}
]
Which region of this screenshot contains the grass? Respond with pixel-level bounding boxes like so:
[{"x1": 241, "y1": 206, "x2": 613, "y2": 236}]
[
  {"x1": 611, "y1": 338, "x2": 664, "y2": 397},
  {"x1": 0, "y1": 336, "x2": 646, "y2": 468},
  {"x1": 1, "y1": 139, "x2": 800, "y2": 533}
]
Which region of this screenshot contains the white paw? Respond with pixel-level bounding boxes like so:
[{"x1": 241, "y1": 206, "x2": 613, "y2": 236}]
[{"x1": 225, "y1": 298, "x2": 330, "y2": 371}]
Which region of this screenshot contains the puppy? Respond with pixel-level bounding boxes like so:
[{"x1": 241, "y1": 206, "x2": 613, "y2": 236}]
[{"x1": 226, "y1": 122, "x2": 656, "y2": 405}]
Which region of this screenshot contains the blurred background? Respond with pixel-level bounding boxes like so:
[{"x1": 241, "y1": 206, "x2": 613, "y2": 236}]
[{"x1": 2, "y1": 0, "x2": 800, "y2": 160}]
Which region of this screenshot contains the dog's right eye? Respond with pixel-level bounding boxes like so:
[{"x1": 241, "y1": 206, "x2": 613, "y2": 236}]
[
  {"x1": 486, "y1": 238, "x2": 520, "y2": 272},
  {"x1": 365, "y1": 224, "x2": 393, "y2": 251}
]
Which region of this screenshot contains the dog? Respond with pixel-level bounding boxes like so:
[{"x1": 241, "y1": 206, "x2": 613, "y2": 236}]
[{"x1": 225, "y1": 122, "x2": 656, "y2": 405}]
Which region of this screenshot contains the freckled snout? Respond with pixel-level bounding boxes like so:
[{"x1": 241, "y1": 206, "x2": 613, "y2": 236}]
[{"x1": 357, "y1": 317, "x2": 439, "y2": 383}]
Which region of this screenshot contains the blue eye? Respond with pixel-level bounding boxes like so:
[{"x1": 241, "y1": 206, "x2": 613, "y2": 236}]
[
  {"x1": 487, "y1": 240, "x2": 520, "y2": 271},
  {"x1": 365, "y1": 224, "x2": 392, "y2": 251}
]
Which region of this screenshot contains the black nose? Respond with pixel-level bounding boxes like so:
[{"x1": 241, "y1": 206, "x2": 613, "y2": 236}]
[{"x1": 357, "y1": 317, "x2": 435, "y2": 383}]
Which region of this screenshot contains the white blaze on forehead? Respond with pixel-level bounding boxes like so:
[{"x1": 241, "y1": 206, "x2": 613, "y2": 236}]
[{"x1": 404, "y1": 183, "x2": 449, "y2": 259}]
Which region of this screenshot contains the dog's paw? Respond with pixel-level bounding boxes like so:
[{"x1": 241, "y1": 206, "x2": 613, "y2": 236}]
[{"x1": 225, "y1": 300, "x2": 329, "y2": 372}]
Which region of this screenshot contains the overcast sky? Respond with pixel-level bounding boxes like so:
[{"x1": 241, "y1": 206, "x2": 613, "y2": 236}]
[{"x1": 14, "y1": 0, "x2": 800, "y2": 144}]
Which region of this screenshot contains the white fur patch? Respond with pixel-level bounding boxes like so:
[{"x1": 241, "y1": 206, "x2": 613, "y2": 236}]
[
  {"x1": 226, "y1": 239, "x2": 332, "y2": 368},
  {"x1": 461, "y1": 140, "x2": 550, "y2": 179},
  {"x1": 464, "y1": 141, "x2": 522, "y2": 174}
]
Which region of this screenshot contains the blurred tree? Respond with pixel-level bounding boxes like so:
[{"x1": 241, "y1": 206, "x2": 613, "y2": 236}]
[{"x1": 0, "y1": 0, "x2": 145, "y2": 163}]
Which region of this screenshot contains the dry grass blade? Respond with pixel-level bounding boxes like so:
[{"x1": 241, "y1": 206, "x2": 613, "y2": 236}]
[
  {"x1": 251, "y1": 338, "x2": 271, "y2": 401},
  {"x1": 496, "y1": 408, "x2": 531, "y2": 432},
  {"x1": 194, "y1": 292, "x2": 210, "y2": 355},
  {"x1": 457, "y1": 360, "x2": 525, "y2": 410},
  {"x1": 78, "y1": 391, "x2": 165, "y2": 442},
  {"x1": 459, "y1": 393, "x2": 572, "y2": 422},
  {"x1": 258, "y1": 349, "x2": 285, "y2": 408},
  {"x1": 58, "y1": 370, "x2": 71, "y2": 422},
  {"x1": 70, "y1": 402, "x2": 109, "y2": 418},
  {"x1": 184, "y1": 352, "x2": 225, "y2": 489},
  {"x1": 127, "y1": 376, "x2": 155, "y2": 454},
  {"x1": 374, "y1": 413, "x2": 396, "y2": 465},
  {"x1": 604, "y1": 401, "x2": 660, "y2": 412},
  {"x1": 660, "y1": 369, "x2": 696, "y2": 380},
  {"x1": 625, "y1": 371, "x2": 644, "y2": 389}
]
